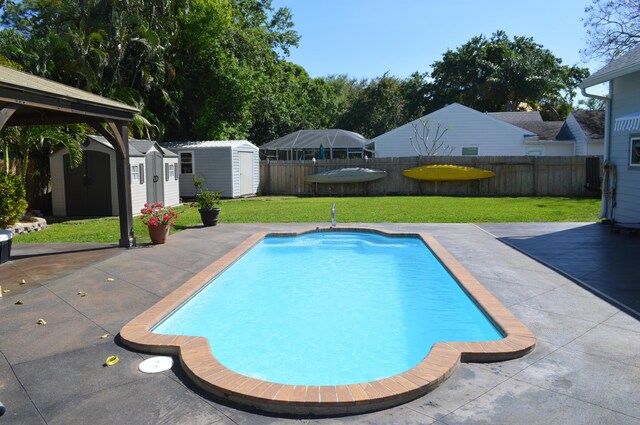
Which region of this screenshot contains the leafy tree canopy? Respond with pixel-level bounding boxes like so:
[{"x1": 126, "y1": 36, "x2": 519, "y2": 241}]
[{"x1": 428, "y1": 31, "x2": 589, "y2": 119}]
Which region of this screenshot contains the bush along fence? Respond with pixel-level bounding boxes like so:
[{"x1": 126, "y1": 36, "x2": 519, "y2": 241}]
[{"x1": 259, "y1": 156, "x2": 603, "y2": 197}]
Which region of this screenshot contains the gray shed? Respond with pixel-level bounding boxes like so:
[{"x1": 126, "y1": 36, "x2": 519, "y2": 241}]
[
  {"x1": 161, "y1": 140, "x2": 259, "y2": 198},
  {"x1": 50, "y1": 135, "x2": 180, "y2": 216}
]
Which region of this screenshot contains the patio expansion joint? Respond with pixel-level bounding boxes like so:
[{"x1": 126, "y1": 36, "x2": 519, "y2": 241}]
[
  {"x1": 476, "y1": 225, "x2": 640, "y2": 321},
  {"x1": 0, "y1": 349, "x2": 49, "y2": 424},
  {"x1": 92, "y1": 260, "x2": 190, "y2": 300},
  {"x1": 31, "y1": 269, "x2": 115, "y2": 337},
  {"x1": 509, "y1": 373, "x2": 640, "y2": 421}
]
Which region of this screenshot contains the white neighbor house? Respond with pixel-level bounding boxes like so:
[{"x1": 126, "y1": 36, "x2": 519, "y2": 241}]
[
  {"x1": 371, "y1": 103, "x2": 598, "y2": 158},
  {"x1": 372, "y1": 103, "x2": 578, "y2": 157},
  {"x1": 161, "y1": 140, "x2": 260, "y2": 198},
  {"x1": 580, "y1": 45, "x2": 640, "y2": 223},
  {"x1": 50, "y1": 136, "x2": 180, "y2": 217}
]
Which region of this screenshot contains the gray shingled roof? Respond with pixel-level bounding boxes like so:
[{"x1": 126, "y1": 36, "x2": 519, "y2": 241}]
[
  {"x1": 0, "y1": 65, "x2": 139, "y2": 112},
  {"x1": 580, "y1": 45, "x2": 640, "y2": 88},
  {"x1": 517, "y1": 121, "x2": 566, "y2": 141},
  {"x1": 571, "y1": 110, "x2": 605, "y2": 139},
  {"x1": 487, "y1": 111, "x2": 543, "y2": 124}
]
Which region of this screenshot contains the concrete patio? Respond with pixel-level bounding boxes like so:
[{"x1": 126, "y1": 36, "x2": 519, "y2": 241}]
[{"x1": 1, "y1": 223, "x2": 639, "y2": 425}]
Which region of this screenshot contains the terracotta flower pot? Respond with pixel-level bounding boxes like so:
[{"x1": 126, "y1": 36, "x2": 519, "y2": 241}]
[{"x1": 148, "y1": 224, "x2": 170, "y2": 244}]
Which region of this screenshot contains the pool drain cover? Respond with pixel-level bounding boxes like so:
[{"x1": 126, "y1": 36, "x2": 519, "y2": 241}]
[{"x1": 138, "y1": 356, "x2": 173, "y2": 373}]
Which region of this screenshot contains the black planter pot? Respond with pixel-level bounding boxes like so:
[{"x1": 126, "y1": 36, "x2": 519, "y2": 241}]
[
  {"x1": 199, "y1": 208, "x2": 220, "y2": 227},
  {"x1": 0, "y1": 230, "x2": 12, "y2": 264}
]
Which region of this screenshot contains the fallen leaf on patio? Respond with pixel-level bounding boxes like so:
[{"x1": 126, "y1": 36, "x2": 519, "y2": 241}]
[
  {"x1": 2, "y1": 289, "x2": 10, "y2": 293},
  {"x1": 106, "y1": 278, "x2": 114, "y2": 282},
  {"x1": 100, "y1": 333, "x2": 110, "y2": 339},
  {"x1": 15, "y1": 300, "x2": 23, "y2": 305},
  {"x1": 20, "y1": 279, "x2": 26, "y2": 285},
  {"x1": 77, "y1": 291, "x2": 87, "y2": 297},
  {"x1": 37, "y1": 318, "x2": 46, "y2": 325}
]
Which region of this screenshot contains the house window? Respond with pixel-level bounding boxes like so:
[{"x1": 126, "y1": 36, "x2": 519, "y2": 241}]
[
  {"x1": 630, "y1": 137, "x2": 640, "y2": 166},
  {"x1": 526, "y1": 148, "x2": 543, "y2": 156},
  {"x1": 131, "y1": 165, "x2": 139, "y2": 182},
  {"x1": 180, "y1": 152, "x2": 194, "y2": 174},
  {"x1": 461, "y1": 147, "x2": 479, "y2": 156}
]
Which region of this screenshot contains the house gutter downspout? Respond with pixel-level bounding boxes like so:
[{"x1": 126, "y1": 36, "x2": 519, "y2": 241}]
[{"x1": 580, "y1": 85, "x2": 613, "y2": 219}]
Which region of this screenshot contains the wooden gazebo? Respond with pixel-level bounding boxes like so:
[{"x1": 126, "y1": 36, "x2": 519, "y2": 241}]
[{"x1": 0, "y1": 65, "x2": 140, "y2": 247}]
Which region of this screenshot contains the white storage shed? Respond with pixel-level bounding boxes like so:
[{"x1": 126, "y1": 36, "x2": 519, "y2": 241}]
[
  {"x1": 161, "y1": 140, "x2": 260, "y2": 198},
  {"x1": 50, "y1": 135, "x2": 180, "y2": 216}
]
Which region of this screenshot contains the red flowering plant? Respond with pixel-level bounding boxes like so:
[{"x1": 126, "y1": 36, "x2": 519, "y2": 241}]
[{"x1": 140, "y1": 202, "x2": 179, "y2": 227}]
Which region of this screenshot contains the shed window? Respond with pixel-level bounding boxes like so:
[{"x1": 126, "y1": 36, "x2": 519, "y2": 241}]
[
  {"x1": 630, "y1": 137, "x2": 640, "y2": 166},
  {"x1": 461, "y1": 147, "x2": 478, "y2": 156},
  {"x1": 131, "y1": 165, "x2": 139, "y2": 182},
  {"x1": 166, "y1": 163, "x2": 176, "y2": 181},
  {"x1": 140, "y1": 164, "x2": 144, "y2": 184},
  {"x1": 180, "y1": 152, "x2": 194, "y2": 174}
]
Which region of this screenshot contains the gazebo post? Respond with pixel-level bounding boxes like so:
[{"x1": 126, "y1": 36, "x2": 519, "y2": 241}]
[{"x1": 90, "y1": 121, "x2": 136, "y2": 248}]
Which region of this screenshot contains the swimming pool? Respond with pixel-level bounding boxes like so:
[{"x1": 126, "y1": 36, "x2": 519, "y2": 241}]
[
  {"x1": 154, "y1": 231, "x2": 502, "y2": 386},
  {"x1": 121, "y1": 228, "x2": 535, "y2": 415}
]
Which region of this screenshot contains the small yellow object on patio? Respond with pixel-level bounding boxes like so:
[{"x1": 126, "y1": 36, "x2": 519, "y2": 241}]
[
  {"x1": 100, "y1": 333, "x2": 110, "y2": 339},
  {"x1": 105, "y1": 355, "x2": 119, "y2": 366},
  {"x1": 106, "y1": 278, "x2": 114, "y2": 282},
  {"x1": 77, "y1": 291, "x2": 87, "y2": 297},
  {"x1": 15, "y1": 300, "x2": 23, "y2": 305},
  {"x1": 20, "y1": 279, "x2": 26, "y2": 285},
  {"x1": 37, "y1": 318, "x2": 46, "y2": 325}
]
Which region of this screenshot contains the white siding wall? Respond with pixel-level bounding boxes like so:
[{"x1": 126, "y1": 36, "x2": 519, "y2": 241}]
[
  {"x1": 565, "y1": 113, "x2": 586, "y2": 155},
  {"x1": 129, "y1": 156, "x2": 146, "y2": 215},
  {"x1": 161, "y1": 158, "x2": 181, "y2": 207},
  {"x1": 524, "y1": 143, "x2": 575, "y2": 156},
  {"x1": 565, "y1": 113, "x2": 604, "y2": 156},
  {"x1": 174, "y1": 142, "x2": 259, "y2": 198},
  {"x1": 610, "y1": 71, "x2": 640, "y2": 222},
  {"x1": 373, "y1": 103, "x2": 532, "y2": 157}
]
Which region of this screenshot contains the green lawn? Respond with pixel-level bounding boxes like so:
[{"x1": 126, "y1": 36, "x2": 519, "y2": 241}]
[{"x1": 14, "y1": 196, "x2": 601, "y2": 244}]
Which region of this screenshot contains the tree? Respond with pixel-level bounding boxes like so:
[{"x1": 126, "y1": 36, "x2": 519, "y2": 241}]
[
  {"x1": 428, "y1": 31, "x2": 589, "y2": 118},
  {"x1": 582, "y1": 0, "x2": 640, "y2": 61},
  {"x1": 409, "y1": 119, "x2": 452, "y2": 157}
]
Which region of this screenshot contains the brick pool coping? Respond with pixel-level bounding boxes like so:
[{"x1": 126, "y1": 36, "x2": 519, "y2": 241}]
[{"x1": 120, "y1": 228, "x2": 536, "y2": 416}]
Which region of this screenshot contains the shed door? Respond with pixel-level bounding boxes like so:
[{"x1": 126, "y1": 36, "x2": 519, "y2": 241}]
[
  {"x1": 63, "y1": 151, "x2": 112, "y2": 216},
  {"x1": 146, "y1": 151, "x2": 164, "y2": 205},
  {"x1": 239, "y1": 151, "x2": 254, "y2": 195}
]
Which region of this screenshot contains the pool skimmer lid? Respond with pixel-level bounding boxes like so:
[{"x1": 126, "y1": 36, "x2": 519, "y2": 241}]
[{"x1": 138, "y1": 356, "x2": 173, "y2": 373}]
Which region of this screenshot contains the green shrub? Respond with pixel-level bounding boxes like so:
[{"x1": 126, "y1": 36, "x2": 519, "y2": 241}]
[{"x1": 0, "y1": 173, "x2": 28, "y2": 229}]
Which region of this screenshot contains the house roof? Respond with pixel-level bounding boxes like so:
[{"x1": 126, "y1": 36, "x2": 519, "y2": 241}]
[
  {"x1": 571, "y1": 110, "x2": 605, "y2": 139},
  {"x1": 489, "y1": 111, "x2": 570, "y2": 141},
  {"x1": 580, "y1": 45, "x2": 640, "y2": 88},
  {"x1": 518, "y1": 121, "x2": 566, "y2": 141},
  {"x1": 487, "y1": 111, "x2": 543, "y2": 124},
  {"x1": 87, "y1": 135, "x2": 180, "y2": 157},
  {"x1": 130, "y1": 140, "x2": 178, "y2": 157},
  {"x1": 259, "y1": 130, "x2": 367, "y2": 150},
  {"x1": 161, "y1": 140, "x2": 257, "y2": 149}
]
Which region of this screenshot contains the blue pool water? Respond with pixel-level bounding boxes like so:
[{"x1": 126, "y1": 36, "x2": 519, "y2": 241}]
[{"x1": 154, "y1": 232, "x2": 502, "y2": 386}]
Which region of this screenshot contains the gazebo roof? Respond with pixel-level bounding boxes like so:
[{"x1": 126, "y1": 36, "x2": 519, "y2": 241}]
[{"x1": 0, "y1": 65, "x2": 139, "y2": 126}]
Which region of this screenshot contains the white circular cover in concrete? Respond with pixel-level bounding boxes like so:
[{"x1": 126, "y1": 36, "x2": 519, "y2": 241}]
[{"x1": 138, "y1": 356, "x2": 173, "y2": 373}]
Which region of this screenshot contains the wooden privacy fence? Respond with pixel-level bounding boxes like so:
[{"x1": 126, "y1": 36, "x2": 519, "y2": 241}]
[{"x1": 260, "y1": 156, "x2": 602, "y2": 197}]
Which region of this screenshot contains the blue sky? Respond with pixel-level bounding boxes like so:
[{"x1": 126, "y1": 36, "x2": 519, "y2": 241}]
[{"x1": 271, "y1": 0, "x2": 601, "y2": 81}]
